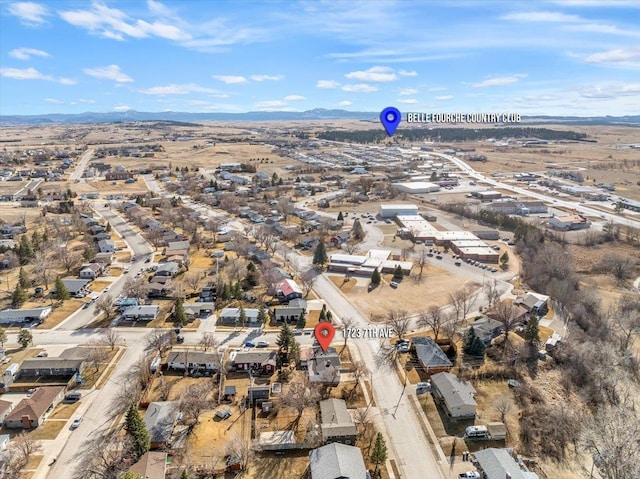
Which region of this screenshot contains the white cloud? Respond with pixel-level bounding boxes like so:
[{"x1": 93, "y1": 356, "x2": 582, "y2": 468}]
[
  {"x1": 78, "y1": 98, "x2": 96, "y2": 104},
  {"x1": 317, "y1": 80, "x2": 340, "y2": 89},
  {"x1": 140, "y1": 83, "x2": 223, "y2": 95},
  {"x1": 397, "y1": 98, "x2": 417, "y2": 104},
  {"x1": 212, "y1": 75, "x2": 248, "y2": 84},
  {"x1": 250, "y1": 74, "x2": 284, "y2": 82},
  {"x1": 338, "y1": 100, "x2": 352, "y2": 106},
  {"x1": 501, "y1": 11, "x2": 582, "y2": 22},
  {"x1": 345, "y1": 66, "x2": 397, "y2": 82},
  {"x1": 284, "y1": 95, "x2": 305, "y2": 101},
  {"x1": 399, "y1": 88, "x2": 418, "y2": 95},
  {"x1": 44, "y1": 98, "x2": 63, "y2": 104},
  {"x1": 9, "y1": 47, "x2": 50, "y2": 60},
  {"x1": 341, "y1": 83, "x2": 378, "y2": 92},
  {"x1": 472, "y1": 74, "x2": 527, "y2": 88},
  {"x1": 435, "y1": 95, "x2": 453, "y2": 101},
  {"x1": 399, "y1": 69, "x2": 418, "y2": 77},
  {"x1": 428, "y1": 87, "x2": 447, "y2": 92},
  {"x1": 0, "y1": 67, "x2": 75, "y2": 84},
  {"x1": 584, "y1": 47, "x2": 640, "y2": 68},
  {"x1": 254, "y1": 100, "x2": 288, "y2": 109},
  {"x1": 7, "y1": 2, "x2": 48, "y2": 26},
  {"x1": 84, "y1": 65, "x2": 133, "y2": 83},
  {"x1": 113, "y1": 105, "x2": 131, "y2": 111},
  {"x1": 565, "y1": 23, "x2": 640, "y2": 37},
  {"x1": 58, "y1": 2, "x2": 191, "y2": 41},
  {"x1": 580, "y1": 82, "x2": 640, "y2": 98}
]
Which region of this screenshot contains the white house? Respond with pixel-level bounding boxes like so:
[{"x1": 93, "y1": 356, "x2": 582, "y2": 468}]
[
  {"x1": 97, "y1": 239, "x2": 115, "y2": 253},
  {"x1": 0, "y1": 306, "x2": 52, "y2": 325},
  {"x1": 218, "y1": 308, "x2": 260, "y2": 325},
  {"x1": 308, "y1": 347, "x2": 341, "y2": 384},
  {"x1": 121, "y1": 305, "x2": 159, "y2": 321},
  {"x1": 167, "y1": 351, "x2": 220, "y2": 372},
  {"x1": 430, "y1": 372, "x2": 477, "y2": 419}
]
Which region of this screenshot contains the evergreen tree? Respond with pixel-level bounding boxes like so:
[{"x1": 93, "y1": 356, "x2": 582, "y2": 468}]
[
  {"x1": 463, "y1": 327, "x2": 485, "y2": 356},
  {"x1": 352, "y1": 219, "x2": 365, "y2": 240},
  {"x1": 500, "y1": 251, "x2": 509, "y2": 267},
  {"x1": 173, "y1": 298, "x2": 187, "y2": 325},
  {"x1": 288, "y1": 338, "x2": 301, "y2": 365},
  {"x1": 54, "y1": 276, "x2": 70, "y2": 301},
  {"x1": 233, "y1": 282, "x2": 243, "y2": 300},
  {"x1": 257, "y1": 304, "x2": 268, "y2": 325},
  {"x1": 11, "y1": 284, "x2": 28, "y2": 308},
  {"x1": 524, "y1": 313, "x2": 540, "y2": 345},
  {"x1": 17, "y1": 329, "x2": 32, "y2": 349},
  {"x1": 337, "y1": 212, "x2": 344, "y2": 221},
  {"x1": 392, "y1": 265, "x2": 403, "y2": 281},
  {"x1": 238, "y1": 305, "x2": 248, "y2": 329},
  {"x1": 371, "y1": 433, "x2": 388, "y2": 475},
  {"x1": 221, "y1": 283, "x2": 231, "y2": 301},
  {"x1": 312, "y1": 241, "x2": 328, "y2": 268},
  {"x1": 296, "y1": 311, "x2": 306, "y2": 328},
  {"x1": 326, "y1": 310, "x2": 333, "y2": 322},
  {"x1": 31, "y1": 231, "x2": 41, "y2": 251},
  {"x1": 276, "y1": 322, "x2": 293, "y2": 353},
  {"x1": 124, "y1": 404, "x2": 150, "y2": 457},
  {"x1": 0, "y1": 327, "x2": 7, "y2": 348},
  {"x1": 18, "y1": 267, "x2": 30, "y2": 289},
  {"x1": 18, "y1": 235, "x2": 34, "y2": 264},
  {"x1": 370, "y1": 267, "x2": 381, "y2": 285},
  {"x1": 82, "y1": 244, "x2": 97, "y2": 262},
  {"x1": 180, "y1": 470, "x2": 191, "y2": 479},
  {"x1": 319, "y1": 304, "x2": 327, "y2": 322},
  {"x1": 271, "y1": 172, "x2": 279, "y2": 186}
]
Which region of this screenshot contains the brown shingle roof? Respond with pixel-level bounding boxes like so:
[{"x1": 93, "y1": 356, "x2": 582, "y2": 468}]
[{"x1": 5, "y1": 386, "x2": 64, "y2": 422}]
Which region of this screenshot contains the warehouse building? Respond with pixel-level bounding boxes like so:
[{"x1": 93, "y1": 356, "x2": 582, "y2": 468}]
[
  {"x1": 378, "y1": 204, "x2": 419, "y2": 218},
  {"x1": 392, "y1": 182, "x2": 440, "y2": 194}
]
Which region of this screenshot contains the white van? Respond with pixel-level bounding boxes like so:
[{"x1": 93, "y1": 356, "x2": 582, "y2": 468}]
[
  {"x1": 465, "y1": 425, "x2": 489, "y2": 439},
  {"x1": 416, "y1": 382, "x2": 431, "y2": 394}
]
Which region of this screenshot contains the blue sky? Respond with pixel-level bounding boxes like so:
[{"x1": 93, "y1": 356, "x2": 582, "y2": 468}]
[{"x1": 1, "y1": 0, "x2": 639, "y2": 116}]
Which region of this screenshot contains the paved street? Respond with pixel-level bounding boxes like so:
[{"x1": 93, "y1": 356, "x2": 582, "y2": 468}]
[{"x1": 69, "y1": 149, "x2": 94, "y2": 182}]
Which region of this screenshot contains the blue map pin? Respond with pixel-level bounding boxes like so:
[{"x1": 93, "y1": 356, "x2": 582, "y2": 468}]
[{"x1": 380, "y1": 106, "x2": 401, "y2": 137}]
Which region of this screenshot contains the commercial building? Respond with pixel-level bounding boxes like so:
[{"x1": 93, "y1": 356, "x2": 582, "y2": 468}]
[
  {"x1": 378, "y1": 204, "x2": 419, "y2": 218},
  {"x1": 392, "y1": 182, "x2": 440, "y2": 194},
  {"x1": 548, "y1": 214, "x2": 590, "y2": 231},
  {"x1": 327, "y1": 249, "x2": 412, "y2": 276}
]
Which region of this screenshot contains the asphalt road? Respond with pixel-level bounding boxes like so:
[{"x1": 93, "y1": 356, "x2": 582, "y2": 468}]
[{"x1": 69, "y1": 149, "x2": 94, "y2": 182}]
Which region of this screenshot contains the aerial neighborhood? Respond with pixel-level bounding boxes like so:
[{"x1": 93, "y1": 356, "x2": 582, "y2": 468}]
[{"x1": 0, "y1": 117, "x2": 638, "y2": 479}]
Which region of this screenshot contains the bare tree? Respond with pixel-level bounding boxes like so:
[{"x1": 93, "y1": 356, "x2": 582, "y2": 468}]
[
  {"x1": 490, "y1": 301, "x2": 522, "y2": 344},
  {"x1": 581, "y1": 403, "x2": 640, "y2": 479},
  {"x1": 146, "y1": 328, "x2": 173, "y2": 355},
  {"x1": 449, "y1": 285, "x2": 478, "y2": 322},
  {"x1": 484, "y1": 279, "x2": 501, "y2": 309},
  {"x1": 72, "y1": 435, "x2": 130, "y2": 479},
  {"x1": 147, "y1": 228, "x2": 164, "y2": 250},
  {"x1": 342, "y1": 239, "x2": 360, "y2": 255},
  {"x1": 418, "y1": 305, "x2": 444, "y2": 341},
  {"x1": 181, "y1": 384, "x2": 212, "y2": 424},
  {"x1": 599, "y1": 253, "x2": 634, "y2": 285},
  {"x1": 493, "y1": 395, "x2": 514, "y2": 424},
  {"x1": 130, "y1": 355, "x2": 154, "y2": 392},
  {"x1": 56, "y1": 244, "x2": 81, "y2": 273},
  {"x1": 349, "y1": 360, "x2": 369, "y2": 399},
  {"x1": 281, "y1": 377, "x2": 320, "y2": 425},
  {"x1": 341, "y1": 316, "x2": 357, "y2": 352},
  {"x1": 415, "y1": 248, "x2": 429, "y2": 281},
  {"x1": 95, "y1": 294, "x2": 117, "y2": 321},
  {"x1": 300, "y1": 268, "x2": 318, "y2": 298},
  {"x1": 101, "y1": 328, "x2": 120, "y2": 351},
  {"x1": 122, "y1": 276, "x2": 149, "y2": 302},
  {"x1": 84, "y1": 340, "x2": 108, "y2": 373},
  {"x1": 31, "y1": 249, "x2": 52, "y2": 289},
  {"x1": 6, "y1": 432, "x2": 41, "y2": 477},
  {"x1": 184, "y1": 272, "x2": 202, "y2": 296},
  {"x1": 386, "y1": 310, "x2": 411, "y2": 340},
  {"x1": 610, "y1": 295, "x2": 640, "y2": 351},
  {"x1": 200, "y1": 332, "x2": 218, "y2": 351},
  {"x1": 225, "y1": 434, "x2": 254, "y2": 472},
  {"x1": 226, "y1": 258, "x2": 246, "y2": 284}
]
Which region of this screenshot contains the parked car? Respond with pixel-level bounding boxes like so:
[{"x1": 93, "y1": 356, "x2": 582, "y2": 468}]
[
  {"x1": 389, "y1": 281, "x2": 399, "y2": 289},
  {"x1": 124, "y1": 266, "x2": 131, "y2": 274},
  {"x1": 257, "y1": 341, "x2": 270, "y2": 348},
  {"x1": 176, "y1": 335, "x2": 185, "y2": 344},
  {"x1": 71, "y1": 415, "x2": 83, "y2": 429},
  {"x1": 458, "y1": 472, "x2": 480, "y2": 479},
  {"x1": 63, "y1": 391, "x2": 82, "y2": 403},
  {"x1": 244, "y1": 341, "x2": 256, "y2": 348},
  {"x1": 35, "y1": 351, "x2": 48, "y2": 357}
]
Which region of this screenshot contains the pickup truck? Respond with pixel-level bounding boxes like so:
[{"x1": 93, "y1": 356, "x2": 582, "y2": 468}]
[{"x1": 458, "y1": 472, "x2": 480, "y2": 479}]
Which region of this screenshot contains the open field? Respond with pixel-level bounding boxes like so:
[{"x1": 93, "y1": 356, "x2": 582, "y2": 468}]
[{"x1": 40, "y1": 299, "x2": 84, "y2": 329}]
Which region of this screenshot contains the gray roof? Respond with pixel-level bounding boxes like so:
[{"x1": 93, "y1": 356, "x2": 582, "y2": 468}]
[
  {"x1": 183, "y1": 302, "x2": 215, "y2": 315},
  {"x1": 20, "y1": 358, "x2": 84, "y2": 371},
  {"x1": 412, "y1": 337, "x2": 453, "y2": 369},
  {"x1": 475, "y1": 448, "x2": 538, "y2": 479},
  {"x1": 234, "y1": 350, "x2": 277, "y2": 366},
  {"x1": 430, "y1": 372, "x2": 477, "y2": 409},
  {"x1": 309, "y1": 443, "x2": 368, "y2": 479},
  {"x1": 311, "y1": 347, "x2": 340, "y2": 373},
  {"x1": 465, "y1": 317, "x2": 504, "y2": 344},
  {"x1": 144, "y1": 401, "x2": 179, "y2": 444},
  {"x1": 0, "y1": 306, "x2": 51, "y2": 321},
  {"x1": 156, "y1": 262, "x2": 179, "y2": 273},
  {"x1": 167, "y1": 350, "x2": 220, "y2": 368},
  {"x1": 319, "y1": 399, "x2": 357, "y2": 440},
  {"x1": 61, "y1": 279, "x2": 91, "y2": 293}
]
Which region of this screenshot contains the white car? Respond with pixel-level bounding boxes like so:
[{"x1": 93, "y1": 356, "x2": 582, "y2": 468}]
[
  {"x1": 124, "y1": 266, "x2": 131, "y2": 274},
  {"x1": 70, "y1": 415, "x2": 83, "y2": 429},
  {"x1": 257, "y1": 341, "x2": 270, "y2": 348}
]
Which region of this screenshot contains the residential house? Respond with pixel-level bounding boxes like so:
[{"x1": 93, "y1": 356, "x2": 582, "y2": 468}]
[
  {"x1": 183, "y1": 302, "x2": 215, "y2": 319},
  {"x1": 0, "y1": 400, "x2": 13, "y2": 424},
  {"x1": 144, "y1": 401, "x2": 179, "y2": 449},
  {"x1": 218, "y1": 308, "x2": 260, "y2": 326},
  {"x1": 18, "y1": 358, "x2": 84, "y2": 379},
  {"x1": 308, "y1": 443, "x2": 369, "y2": 479},
  {"x1": 105, "y1": 170, "x2": 134, "y2": 181},
  {"x1": 474, "y1": 448, "x2": 539, "y2": 479},
  {"x1": 276, "y1": 279, "x2": 303, "y2": 303},
  {"x1": 164, "y1": 240, "x2": 190, "y2": 256},
  {"x1": 487, "y1": 302, "x2": 529, "y2": 326},
  {"x1": 147, "y1": 281, "x2": 174, "y2": 298},
  {"x1": 308, "y1": 347, "x2": 340, "y2": 384},
  {"x1": 233, "y1": 350, "x2": 277, "y2": 374},
  {"x1": 156, "y1": 262, "x2": 180, "y2": 277},
  {"x1": 411, "y1": 337, "x2": 453, "y2": 374},
  {"x1": 128, "y1": 451, "x2": 167, "y2": 479},
  {"x1": 430, "y1": 372, "x2": 477, "y2": 419},
  {"x1": 516, "y1": 292, "x2": 550, "y2": 316},
  {"x1": 4, "y1": 386, "x2": 65, "y2": 429},
  {"x1": 79, "y1": 263, "x2": 103, "y2": 280},
  {"x1": 464, "y1": 317, "x2": 504, "y2": 345},
  {"x1": 167, "y1": 351, "x2": 220, "y2": 373},
  {"x1": 59, "y1": 279, "x2": 91, "y2": 297},
  {"x1": 116, "y1": 297, "x2": 139, "y2": 312},
  {"x1": 0, "y1": 306, "x2": 52, "y2": 325},
  {"x1": 122, "y1": 305, "x2": 159, "y2": 321},
  {"x1": 97, "y1": 239, "x2": 115, "y2": 253},
  {"x1": 93, "y1": 252, "x2": 113, "y2": 264},
  {"x1": 319, "y1": 399, "x2": 357, "y2": 444},
  {"x1": 272, "y1": 299, "x2": 307, "y2": 323}
]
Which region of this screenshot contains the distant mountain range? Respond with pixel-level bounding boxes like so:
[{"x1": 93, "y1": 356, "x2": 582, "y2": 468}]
[{"x1": 1, "y1": 108, "x2": 638, "y2": 126}]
